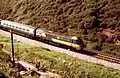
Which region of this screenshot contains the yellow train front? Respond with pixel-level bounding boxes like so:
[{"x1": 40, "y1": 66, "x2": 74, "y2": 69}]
[{"x1": 44, "y1": 32, "x2": 85, "y2": 51}]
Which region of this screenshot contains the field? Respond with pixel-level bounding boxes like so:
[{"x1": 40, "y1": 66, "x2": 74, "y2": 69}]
[{"x1": 1, "y1": 35, "x2": 120, "y2": 78}]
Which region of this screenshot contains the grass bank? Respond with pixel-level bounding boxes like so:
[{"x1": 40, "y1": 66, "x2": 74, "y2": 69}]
[{"x1": 1, "y1": 35, "x2": 120, "y2": 78}]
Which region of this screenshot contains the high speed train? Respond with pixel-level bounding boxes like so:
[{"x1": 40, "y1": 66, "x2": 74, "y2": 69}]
[{"x1": 0, "y1": 20, "x2": 85, "y2": 51}]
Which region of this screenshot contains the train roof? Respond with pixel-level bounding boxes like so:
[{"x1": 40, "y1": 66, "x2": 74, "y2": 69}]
[
  {"x1": 37, "y1": 28, "x2": 79, "y2": 40},
  {"x1": 43, "y1": 29, "x2": 78, "y2": 40},
  {"x1": 1, "y1": 20, "x2": 79, "y2": 40},
  {"x1": 1, "y1": 20, "x2": 35, "y2": 29}
]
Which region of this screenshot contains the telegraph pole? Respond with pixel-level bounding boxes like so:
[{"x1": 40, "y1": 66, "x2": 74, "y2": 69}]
[{"x1": 11, "y1": 30, "x2": 15, "y2": 67}]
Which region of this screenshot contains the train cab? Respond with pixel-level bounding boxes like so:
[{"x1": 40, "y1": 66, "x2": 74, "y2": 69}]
[{"x1": 71, "y1": 36, "x2": 85, "y2": 50}]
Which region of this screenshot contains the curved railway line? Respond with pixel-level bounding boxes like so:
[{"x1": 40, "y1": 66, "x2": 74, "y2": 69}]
[
  {"x1": 95, "y1": 53, "x2": 120, "y2": 64},
  {"x1": 1, "y1": 29, "x2": 120, "y2": 70},
  {"x1": 82, "y1": 49, "x2": 120, "y2": 64}
]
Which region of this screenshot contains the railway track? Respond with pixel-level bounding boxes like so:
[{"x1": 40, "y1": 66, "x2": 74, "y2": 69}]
[
  {"x1": 2, "y1": 28, "x2": 120, "y2": 64},
  {"x1": 1, "y1": 29, "x2": 120, "y2": 70},
  {"x1": 1, "y1": 28, "x2": 120, "y2": 64},
  {"x1": 83, "y1": 48, "x2": 120, "y2": 64},
  {"x1": 1, "y1": 25, "x2": 120, "y2": 65},
  {"x1": 94, "y1": 53, "x2": 120, "y2": 64}
]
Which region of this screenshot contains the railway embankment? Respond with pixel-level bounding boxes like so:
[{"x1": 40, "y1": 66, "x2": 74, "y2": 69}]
[
  {"x1": 1, "y1": 29, "x2": 120, "y2": 70},
  {"x1": 1, "y1": 29, "x2": 120, "y2": 78},
  {"x1": 1, "y1": 47, "x2": 61, "y2": 78}
]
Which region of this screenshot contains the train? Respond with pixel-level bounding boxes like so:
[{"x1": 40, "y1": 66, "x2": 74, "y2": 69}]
[{"x1": 0, "y1": 20, "x2": 85, "y2": 51}]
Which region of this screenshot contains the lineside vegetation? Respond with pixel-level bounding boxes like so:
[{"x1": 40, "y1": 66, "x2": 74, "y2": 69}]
[{"x1": 1, "y1": 35, "x2": 120, "y2": 78}]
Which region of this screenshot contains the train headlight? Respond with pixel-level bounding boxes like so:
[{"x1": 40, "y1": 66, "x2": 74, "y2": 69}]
[{"x1": 71, "y1": 36, "x2": 78, "y2": 40}]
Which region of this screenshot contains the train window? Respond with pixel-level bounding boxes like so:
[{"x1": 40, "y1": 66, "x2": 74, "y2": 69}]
[
  {"x1": 16, "y1": 27, "x2": 18, "y2": 28},
  {"x1": 72, "y1": 40, "x2": 77, "y2": 44},
  {"x1": 6, "y1": 24, "x2": 8, "y2": 26},
  {"x1": 4, "y1": 23, "x2": 6, "y2": 25},
  {"x1": 12, "y1": 26, "x2": 15, "y2": 28},
  {"x1": 19, "y1": 27, "x2": 22, "y2": 29},
  {"x1": 26, "y1": 29, "x2": 29, "y2": 31},
  {"x1": 59, "y1": 37, "x2": 68, "y2": 42},
  {"x1": 23, "y1": 28, "x2": 25, "y2": 30}
]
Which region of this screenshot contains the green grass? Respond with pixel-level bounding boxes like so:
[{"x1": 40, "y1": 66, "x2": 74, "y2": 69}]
[
  {"x1": 0, "y1": 50, "x2": 22, "y2": 78},
  {"x1": 1, "y1": 35, "x2": 120, "y2": 78}
]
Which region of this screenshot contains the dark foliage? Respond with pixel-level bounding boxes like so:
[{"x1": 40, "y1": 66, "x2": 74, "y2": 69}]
[
  {"x1": 0, "y1": 0, "x2": 120, "y2": 36},
  {"x1": 0, "y1": 0, "x2": 120, "y2": 55}
]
